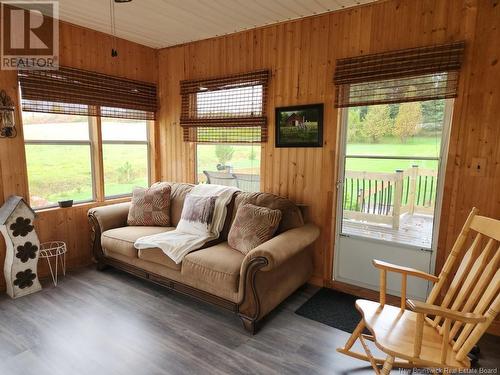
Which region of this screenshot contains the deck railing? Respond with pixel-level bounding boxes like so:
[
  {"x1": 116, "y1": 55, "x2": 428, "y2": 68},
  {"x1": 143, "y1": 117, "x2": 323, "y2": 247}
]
[{"x1": 343, "y1": 165, "x2": 437, "y2": 229}]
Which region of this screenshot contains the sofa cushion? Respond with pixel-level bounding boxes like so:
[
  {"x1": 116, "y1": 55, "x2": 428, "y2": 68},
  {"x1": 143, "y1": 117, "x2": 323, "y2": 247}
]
[
  {"x1": 102, "y1": 226, "x2": 174, "y2": 258},
  {"x1": 149, "y1": 181, "x2": 195, "y2": 225},
  {"x1": 127, "y1": 183, "x2": 171, "y2": 226},
  {"x1": 181, "y1": 243, "x2": 244, "y2": 295},
  {"x1": 138, "y1": 248, "x2": 180, "y2": 271},
  {"x1": 168, "y1": 183, "x2": 194, "y2": 226},
  {"x1": 230, "y1": 192, "x2": 304, "y2": 235},
  {"x1": 228, "y1": 203, "x2": 282, "y2": 254}
]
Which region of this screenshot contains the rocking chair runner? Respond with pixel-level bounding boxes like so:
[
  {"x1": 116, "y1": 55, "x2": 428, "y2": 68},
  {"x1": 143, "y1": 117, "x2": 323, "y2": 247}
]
[{"x1": 338, "y1": 208, "x2": 500, "y2": 373}]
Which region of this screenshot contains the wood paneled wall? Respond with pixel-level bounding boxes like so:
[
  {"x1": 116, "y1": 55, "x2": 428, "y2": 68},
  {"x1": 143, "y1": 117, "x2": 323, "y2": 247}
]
[
  {"x1": 0, "y1": 21, "x2": 158, "y2": 291},
  {"x1": 0, "y1": 0, "x2": 498, "y2": 300},
  {"x1": 437, "y1": 0, "x2": 500, "y2": 271},
  {"x1": 157, "y1": 0, "x2": 500, "y2": 285}
]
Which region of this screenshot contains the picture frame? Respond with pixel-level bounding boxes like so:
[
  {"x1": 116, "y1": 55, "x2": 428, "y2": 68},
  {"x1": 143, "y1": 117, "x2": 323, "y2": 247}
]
[{"x1": 275, "y1": 103, "x2": 323, "y2": 148}]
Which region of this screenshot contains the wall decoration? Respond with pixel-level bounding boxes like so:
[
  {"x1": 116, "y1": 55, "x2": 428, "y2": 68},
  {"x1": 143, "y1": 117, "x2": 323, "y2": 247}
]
[
  {"x1": 0, "y1": 89, "x2": 16, "y2": 138},
  {"x1": 275, "y1": 104, "x2": 323, "y2": 147},
  {"x1": 0, "y1": 196, "x2": 42, "y2": 298}
]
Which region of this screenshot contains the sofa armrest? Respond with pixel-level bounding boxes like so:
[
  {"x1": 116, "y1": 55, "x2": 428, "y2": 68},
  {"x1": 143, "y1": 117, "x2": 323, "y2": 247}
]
[
  {"x1": 88, "y1": 202, "x2": 131, "y2": 233},
  {"x1": 245, "y1": 223, "x2": 320, "y2": 272}
]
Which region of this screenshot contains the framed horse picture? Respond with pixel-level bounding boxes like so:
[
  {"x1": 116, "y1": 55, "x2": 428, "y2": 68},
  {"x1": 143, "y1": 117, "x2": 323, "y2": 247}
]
[{"x1": 275, "y1": 104, "x2": 323, "y2": 147}]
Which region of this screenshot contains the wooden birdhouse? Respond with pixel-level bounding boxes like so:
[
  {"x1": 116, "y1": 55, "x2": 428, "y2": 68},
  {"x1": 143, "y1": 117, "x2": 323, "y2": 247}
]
[{"x1": 0, "y1": 196, "x2": 42, "y2": 298}]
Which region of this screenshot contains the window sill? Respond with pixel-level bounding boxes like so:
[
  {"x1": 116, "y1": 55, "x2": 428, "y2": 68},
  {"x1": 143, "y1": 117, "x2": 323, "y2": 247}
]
[
  {"x1": 35, "y1": 196, "x2": 131, "y2": 214},
  {"x1": 104, "y1": 193, "x2": 132, "y2": 200}
]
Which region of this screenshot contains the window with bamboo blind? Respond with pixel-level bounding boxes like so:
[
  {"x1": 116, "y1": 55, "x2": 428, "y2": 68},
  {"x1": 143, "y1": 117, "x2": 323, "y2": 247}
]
[
  {"x1": 180, "y1": 70, "x2": 268, "y2": 191},
  {"x1": 334, "y1": 42, "x2": 465, "y2": 108},
  {"x1": 180, "y1": 70, "x2": 269, "y2": 143},
  {"x1": 18, "y1": 67, "x2": 156, "y2": 208},
  {"x1": 334, "y1": 42, "x2": 466, "y2": 252}
]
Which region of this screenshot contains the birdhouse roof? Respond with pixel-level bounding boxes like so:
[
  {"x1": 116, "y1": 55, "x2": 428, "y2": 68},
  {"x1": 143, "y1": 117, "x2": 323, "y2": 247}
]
[{"x1": 0, "y1": 196, "x2": 36, "y2": 225}]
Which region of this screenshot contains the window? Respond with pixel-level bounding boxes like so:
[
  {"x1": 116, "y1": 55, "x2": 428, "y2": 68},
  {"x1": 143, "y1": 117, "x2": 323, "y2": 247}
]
[
  {"x1": 18, "y1": 66, "x2": 156, "y2": 209},
  {"x1": 340, "y1": 99, "x2": 449, "y2": 248},
  {"x1": 23, "y1": 111, "x2": 93, "y2": 209},
  {"x1": 22, "y1": 109, "x2": 151, "y2": 208},
  {"x1": 101, "y1": 114, "x2": 149, "y2": 197},
  {"x1": 193, "y1": 85, "x2": 263, "y2": 191},
  {"x1": 333, "y1": 42, "x2": 463, "y2": 248},
  {"x1": 181, "y1": 70, "x2": 269, "y2": 191},
  {"x1": 196, "y1": 144, "x2": 261, "y2": 192}
]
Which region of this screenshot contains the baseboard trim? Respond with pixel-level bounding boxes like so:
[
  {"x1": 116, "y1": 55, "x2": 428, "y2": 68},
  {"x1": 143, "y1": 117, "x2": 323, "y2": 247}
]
[
  {"x1": 327, "y1": 279, "x2": 401, "y2": 306},
  {"x1": 308, "y1": 275, "x2": 324, "y2": 287}
]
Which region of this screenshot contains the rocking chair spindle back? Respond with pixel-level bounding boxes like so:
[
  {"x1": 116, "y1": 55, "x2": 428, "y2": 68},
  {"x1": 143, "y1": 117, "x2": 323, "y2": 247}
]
[{"x1": 337, "y1": 207, "x2": 500, "y2": 373}]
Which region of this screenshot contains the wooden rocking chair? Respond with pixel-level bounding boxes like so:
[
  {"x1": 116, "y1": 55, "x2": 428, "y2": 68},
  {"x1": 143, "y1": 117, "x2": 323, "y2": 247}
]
[{"x1": 338, "y1": 208, "x2": 500, "y2": 373}]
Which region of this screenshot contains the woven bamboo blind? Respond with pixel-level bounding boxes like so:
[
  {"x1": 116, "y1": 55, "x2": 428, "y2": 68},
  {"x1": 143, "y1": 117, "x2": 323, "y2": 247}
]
[
  {"x1": 334, "y1": 41, "x2": 465, "y2": 108},
  {"x1": 180, "y1": 70, "x2": 269, "y2": 143},
  {"x1": 18, "y1": 66, "x2": 157, "y2": 120}
]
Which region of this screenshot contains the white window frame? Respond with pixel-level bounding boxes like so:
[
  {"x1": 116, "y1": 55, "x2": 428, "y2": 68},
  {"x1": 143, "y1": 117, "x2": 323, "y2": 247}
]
[
  {"x1": 101, "y1": 119, "x2": 151, "y2": 199},
  {"x1": 24, "y1": 114, "x2": 96, "y2": 209}
]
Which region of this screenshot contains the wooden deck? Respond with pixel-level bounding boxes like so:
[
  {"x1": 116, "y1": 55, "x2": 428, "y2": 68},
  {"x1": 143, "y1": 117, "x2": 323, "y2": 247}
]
[{"x1": 342, "y1": 213, "x2": 434, "y2": 248}]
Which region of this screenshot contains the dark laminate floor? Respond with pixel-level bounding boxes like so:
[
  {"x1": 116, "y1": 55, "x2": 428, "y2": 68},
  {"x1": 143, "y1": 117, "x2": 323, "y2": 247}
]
[{"x1": 0, "y1": 267, "x2": 498, "y2": 375}]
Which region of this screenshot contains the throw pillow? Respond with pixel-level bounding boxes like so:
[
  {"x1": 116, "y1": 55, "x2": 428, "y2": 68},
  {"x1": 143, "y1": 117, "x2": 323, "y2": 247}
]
[
  {"x1": 176, "y1": 194, "x2": 218, "y2": 235},
  {"x1": 228, "y1": 203, "x2": 282, "y2": 254},
  {"x1": 127, "y1": 183, "x2": 171, "y2": 226}
]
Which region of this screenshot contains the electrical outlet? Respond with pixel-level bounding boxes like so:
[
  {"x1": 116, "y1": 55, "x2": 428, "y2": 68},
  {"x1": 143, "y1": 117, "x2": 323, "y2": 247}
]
[{"x1": 470, "y1": 157, "x2": 487, "y2": 177}]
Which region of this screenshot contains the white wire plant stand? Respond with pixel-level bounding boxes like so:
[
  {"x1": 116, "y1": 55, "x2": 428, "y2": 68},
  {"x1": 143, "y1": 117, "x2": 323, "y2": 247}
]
[{"x1": 39, "y1": 241, "x2": 67, "y2": 286}]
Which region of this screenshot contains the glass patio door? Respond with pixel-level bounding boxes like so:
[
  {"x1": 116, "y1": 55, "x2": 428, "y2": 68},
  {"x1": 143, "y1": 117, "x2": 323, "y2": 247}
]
[{"x1": 334, "y1": 99, "x2": 453, "y2": 300}]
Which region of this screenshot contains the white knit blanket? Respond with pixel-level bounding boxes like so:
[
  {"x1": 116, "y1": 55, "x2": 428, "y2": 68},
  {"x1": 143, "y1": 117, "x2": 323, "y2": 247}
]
[{"x1": 134, "y1": 184, "x2": 239, "y2": 264}]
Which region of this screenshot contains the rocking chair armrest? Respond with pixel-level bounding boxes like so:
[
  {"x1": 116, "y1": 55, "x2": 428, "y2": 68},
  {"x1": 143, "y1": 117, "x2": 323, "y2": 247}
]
[
  {"x1": 372, "y1": 260, "x2": 439, "y2": 283},
  {"x1": 406, "y1": 299, "x2": 487, "y2": 324}
]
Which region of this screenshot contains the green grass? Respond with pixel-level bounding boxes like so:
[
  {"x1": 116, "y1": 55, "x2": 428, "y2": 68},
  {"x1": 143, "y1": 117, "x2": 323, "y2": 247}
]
[
  {"x1": 102, "y1": 144, "x2": 148, "y2": 196},
  {"x1": 346, "y1": 136, "x2": 441, "y2": 172},
  {"x1": 25, "y1": 145, "x2": 93, "y2": 206},
  {"x1": 26, "y1": 144, "x2": 148, "y2": 208}
]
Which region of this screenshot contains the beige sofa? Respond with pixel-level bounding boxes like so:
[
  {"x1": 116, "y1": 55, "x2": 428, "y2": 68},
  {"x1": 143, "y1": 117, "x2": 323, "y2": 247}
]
[{"x1": 88, "y1": 182, "x2": 320, "y2": 333}]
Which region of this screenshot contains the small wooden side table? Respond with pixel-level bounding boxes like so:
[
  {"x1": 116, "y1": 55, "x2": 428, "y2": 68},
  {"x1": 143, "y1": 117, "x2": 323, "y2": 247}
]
[{"x1": 39, "y1": 241, "x2": 67, "y2": 286}]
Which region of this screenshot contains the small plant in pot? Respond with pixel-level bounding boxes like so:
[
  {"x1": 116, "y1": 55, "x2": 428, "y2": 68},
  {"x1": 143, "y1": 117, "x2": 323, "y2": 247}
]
[{"x1": 215, "y1": 145, "x2": 234, "y2": 172}]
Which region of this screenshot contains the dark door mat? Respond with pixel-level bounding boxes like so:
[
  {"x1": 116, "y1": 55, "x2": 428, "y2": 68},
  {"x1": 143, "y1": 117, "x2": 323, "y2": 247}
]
[{"x1": 295, "y1": 288, "x2": 369, "y2": 334}]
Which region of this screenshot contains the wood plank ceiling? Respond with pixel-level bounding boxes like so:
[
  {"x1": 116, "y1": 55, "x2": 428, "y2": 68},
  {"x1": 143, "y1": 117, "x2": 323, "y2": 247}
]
[{"x1": 43, "y1": 0, "x2": 376, "y2": 48}]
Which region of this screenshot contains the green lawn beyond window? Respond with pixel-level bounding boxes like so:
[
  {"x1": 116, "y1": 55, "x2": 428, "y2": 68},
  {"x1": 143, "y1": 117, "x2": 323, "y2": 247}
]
[
  {"x1": 346, "y1": 136, "x2": 441, "y2": 172},
  {"x1": 26, "y1": 144, "x2": 148, "y2": 207},
  {"x1": 26, "y1": 145, "x2": 93, "y2": 207},
  {"x1": 103, "y1": 144, "x2": 148, "y2": 197}
]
